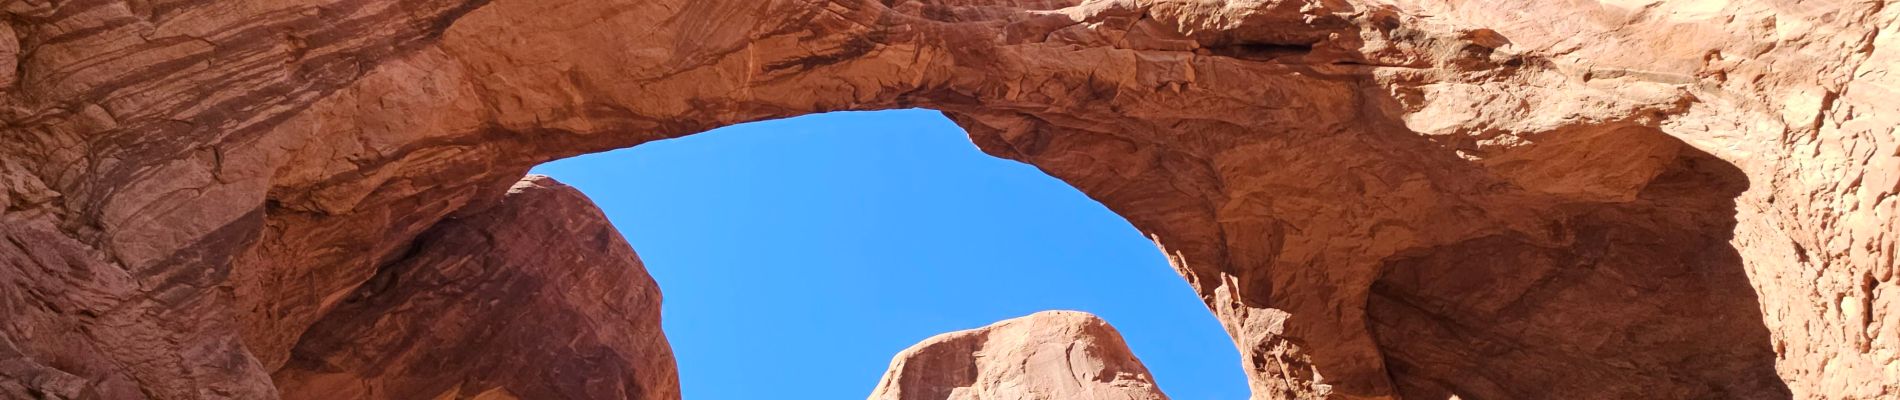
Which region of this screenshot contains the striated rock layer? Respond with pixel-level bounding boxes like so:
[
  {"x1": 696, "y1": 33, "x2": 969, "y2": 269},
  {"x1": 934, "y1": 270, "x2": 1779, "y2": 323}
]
[
  {"x1": 271, "y1": 175, "x2": 677, "y2": 400},
  {"x1": 0, "y1": 0, "x2": 1895, "y2": 399},
  {"x1": 870, "y1": 311, "x2": 1169, "y2": 400}
]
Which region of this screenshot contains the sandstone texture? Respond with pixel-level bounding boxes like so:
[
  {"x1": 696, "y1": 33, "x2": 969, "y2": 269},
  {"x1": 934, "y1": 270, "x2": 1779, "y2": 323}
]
[
  {"x1": 0, "y1": 0, "x2": 1895, "y2": 399},
  {"x1": 870, "y1": 311, "x2": 1168, "y2": 400},
  {"x1": 270, "y1": 176, "x2": 677, "y2": 400}
]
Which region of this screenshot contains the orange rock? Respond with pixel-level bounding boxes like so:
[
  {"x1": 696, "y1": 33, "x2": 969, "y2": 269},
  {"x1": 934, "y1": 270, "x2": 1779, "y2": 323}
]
[
  {"x1": 0, "y1": 0, "x2": 1894, "y2": 399},
  {"x1": 870, "y1": 311, "x2": 1169, "y2": 400},
  {"x1": 272, "y1": 176, "x2": 677, "y2": 400}
]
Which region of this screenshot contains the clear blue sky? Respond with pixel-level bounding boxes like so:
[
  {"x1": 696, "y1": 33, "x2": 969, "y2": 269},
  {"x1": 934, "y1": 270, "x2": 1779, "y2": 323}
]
[{"x1": 531, "y1": 109, "x2": 1248, "y2": 399}]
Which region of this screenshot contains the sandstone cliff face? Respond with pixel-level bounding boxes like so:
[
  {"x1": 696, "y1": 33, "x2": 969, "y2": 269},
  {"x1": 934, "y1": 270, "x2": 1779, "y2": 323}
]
[
  {"x1": 270, "y1": 175, "x2": 677, "y2": 400},
  {"x1": 870, "y1": 311, "x2": 1168, "y2": 400},
  {"x1": 0, "y1": 0, "x2": 1895, "y2": 399}
]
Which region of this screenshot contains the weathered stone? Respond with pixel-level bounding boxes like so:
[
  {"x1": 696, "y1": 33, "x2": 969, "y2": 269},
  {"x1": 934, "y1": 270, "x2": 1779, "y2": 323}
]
[
  {"x1": 0, "y1": 0, "x2": 1894, "y2": 399},
  {"x1": 272, "y1": 175, "x2": 678, "y2": 400},
  {"x1": 870, "y1": 311, "x2": 1169, "y2": 400}
]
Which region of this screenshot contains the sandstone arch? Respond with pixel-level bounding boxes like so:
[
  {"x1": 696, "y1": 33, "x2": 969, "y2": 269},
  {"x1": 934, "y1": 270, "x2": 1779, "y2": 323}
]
[{"x1": 1, "y1": 0, "x2": 1894, "y2": 399}]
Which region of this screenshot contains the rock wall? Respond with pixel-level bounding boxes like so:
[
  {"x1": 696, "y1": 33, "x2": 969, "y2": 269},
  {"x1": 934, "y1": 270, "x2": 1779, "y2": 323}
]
[
  {"x1": 270, "y1": 176, "x2": 677, "y2": 400},
  {"x1": 0, "y1": 0, "x2": 1894, "y2": 399},
  {"x1": 869, "y1": 311, "x2": 1168, "y2": 400}
]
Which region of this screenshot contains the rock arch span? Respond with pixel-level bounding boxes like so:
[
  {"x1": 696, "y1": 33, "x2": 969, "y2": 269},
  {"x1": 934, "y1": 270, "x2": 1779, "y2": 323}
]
[{"x1": 0, "y1": 0, "x2": 1893, "y2": 399}]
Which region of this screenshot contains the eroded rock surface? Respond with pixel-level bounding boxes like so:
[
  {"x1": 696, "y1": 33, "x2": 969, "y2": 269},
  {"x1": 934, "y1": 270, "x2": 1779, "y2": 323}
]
[
  {"x1": 271, "y1": 176, "x2": 677, "y2": 400},
  {"x1": 870, "y1": 311, "x2": 1168, "y2": 400},
  {"x1": 0, "y1": 0, "x2": 1895, "y2": 399}
]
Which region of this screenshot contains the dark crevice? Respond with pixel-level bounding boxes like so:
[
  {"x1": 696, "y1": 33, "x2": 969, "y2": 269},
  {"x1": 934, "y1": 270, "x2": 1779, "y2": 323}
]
[{"x1": 1206, "y1": 41, "x2": 1315, "y2": 62}]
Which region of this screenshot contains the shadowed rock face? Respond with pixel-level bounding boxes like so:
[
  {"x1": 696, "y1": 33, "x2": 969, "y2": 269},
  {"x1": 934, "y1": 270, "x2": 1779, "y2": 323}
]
[
  {"x1": 870, "y1": 311, "x2": 1168, "y2": 400},
  {"x1": 0, "y1": 0, "x2": 1895, "y2": 399},
  {"x1": 269, "y1": 176, "x2": 677, "y2": 400}
]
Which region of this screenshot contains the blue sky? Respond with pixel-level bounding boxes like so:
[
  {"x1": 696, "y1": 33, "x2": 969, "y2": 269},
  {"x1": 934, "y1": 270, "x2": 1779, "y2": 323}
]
[{"x1": 531, "y1": 109, "x2": 1248, "y2": 399}]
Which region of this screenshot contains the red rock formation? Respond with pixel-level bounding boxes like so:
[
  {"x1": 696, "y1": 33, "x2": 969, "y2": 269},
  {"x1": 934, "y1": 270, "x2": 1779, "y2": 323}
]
[
  {"x1": 269, "y1": 175, "x2": 677, "y2": 400},
  {"x1": 0, "y1": 0, "x2": 1895, "y2": 399},
  {"x1": 870, "y1": 311, "x2": 1169, "y2": 400}
]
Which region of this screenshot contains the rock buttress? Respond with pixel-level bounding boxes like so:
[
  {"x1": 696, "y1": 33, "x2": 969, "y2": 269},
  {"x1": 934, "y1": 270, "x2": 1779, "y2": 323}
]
[{"x1": 271, "y1": 176, "x2": 678, "y2": 400}]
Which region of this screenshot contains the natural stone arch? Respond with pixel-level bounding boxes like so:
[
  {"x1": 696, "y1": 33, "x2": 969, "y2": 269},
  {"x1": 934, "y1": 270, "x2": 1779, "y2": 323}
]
[
  {"x1": 236, "y1": 0, "x2": 1789, "y2": 398},
  {"x1": 236, "y1": 1, "x2": 1444, "y2": 397},
  {"x1": 2, "y1": 0, "x2": 1893, "y2": 399}
]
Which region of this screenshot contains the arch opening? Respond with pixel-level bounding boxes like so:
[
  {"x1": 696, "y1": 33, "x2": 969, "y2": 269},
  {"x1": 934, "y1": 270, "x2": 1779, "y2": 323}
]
[{"x1": 529, "y1": 109, "x2": 1251, "y2": 399}]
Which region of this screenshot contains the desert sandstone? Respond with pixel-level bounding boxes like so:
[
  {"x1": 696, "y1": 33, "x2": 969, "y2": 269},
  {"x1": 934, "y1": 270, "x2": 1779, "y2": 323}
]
[
  {"x1": 871, "y1": 311, "x2": 1169, "y2": 400},
  {"x1": 270, "y1": 176, "x2": 677, "y2": 400},
  {"x1": 0, "y1": 0, "x2": 1894, "y2": 399}
]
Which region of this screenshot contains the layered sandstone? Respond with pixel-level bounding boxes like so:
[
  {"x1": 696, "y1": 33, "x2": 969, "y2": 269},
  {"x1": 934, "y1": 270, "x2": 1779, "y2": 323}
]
[
  {"x1": 0, "y1": 0, "x2": 1894, "y2": 399},
  {"x1": 271, "y1": 176, "x2": 678, "y2": 400},
  {"x1": 870, "y1": 311, "x2": 1169, "y2": 400}
]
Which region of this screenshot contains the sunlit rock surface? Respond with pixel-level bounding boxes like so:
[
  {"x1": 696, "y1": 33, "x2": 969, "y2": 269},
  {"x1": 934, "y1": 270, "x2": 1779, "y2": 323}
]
[
  {"x1": 870, "y1": 311, "x2": 1169, "y2": 400},
  {"x1": 0, "y1": 0, "x2": 1894, "y2": 398}
]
